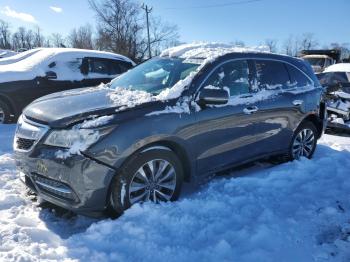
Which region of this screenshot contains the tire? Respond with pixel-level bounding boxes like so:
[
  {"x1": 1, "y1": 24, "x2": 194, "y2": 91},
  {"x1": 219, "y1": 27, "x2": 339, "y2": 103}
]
[
  {"x1": 289, "y1": 121, "x2": 318, "y2": 160},
  {"x1": 0, "y1": 100, "x2": 12, "y2": 124},
  {"x1": 108, "y1": 148, "x2": 184, "y2": 217}
]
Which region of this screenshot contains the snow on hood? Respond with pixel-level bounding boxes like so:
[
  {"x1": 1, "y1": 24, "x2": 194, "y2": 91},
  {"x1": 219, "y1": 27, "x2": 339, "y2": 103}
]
[
  {"x1": 0, "y1": 48, "x2": 134, "y2": 84},
  {"x1": 324, "y1": 63, "x2": 350, "y2": 73}
]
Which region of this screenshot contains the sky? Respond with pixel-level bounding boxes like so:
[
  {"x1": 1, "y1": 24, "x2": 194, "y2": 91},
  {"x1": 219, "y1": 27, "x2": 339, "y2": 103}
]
[{"x1": 0, "y1": 0, "x2": 349, "y2": 48}]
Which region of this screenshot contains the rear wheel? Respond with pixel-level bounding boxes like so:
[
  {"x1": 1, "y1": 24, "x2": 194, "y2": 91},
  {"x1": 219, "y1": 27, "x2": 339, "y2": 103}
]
[
  {"x1": 0, "y1": 100, "x2": 11, "y2": 124},
  {"x1": 289, "y1": 121, "x2": 318, "y2": 160},
  {"x1": 109, "y1": 148, "x2": 184, "y2": 217}
]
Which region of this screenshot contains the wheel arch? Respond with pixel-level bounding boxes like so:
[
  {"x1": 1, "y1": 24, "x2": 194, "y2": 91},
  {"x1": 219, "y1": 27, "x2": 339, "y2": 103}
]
[
  {"x1": 300, "y1": 113, "x2": 323, "y2": 139},
  {"x1": 0, "y1": 94, "x2": 17, "y2": 119},
  {"x1": 131, "y1": 140, "x2": 193, "y2": 183}
]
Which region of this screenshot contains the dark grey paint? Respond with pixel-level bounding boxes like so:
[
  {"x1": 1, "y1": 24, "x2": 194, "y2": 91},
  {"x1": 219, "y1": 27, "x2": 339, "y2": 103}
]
[{"x1": 15, "y1": 52, "x2": 326, "y2": 216}]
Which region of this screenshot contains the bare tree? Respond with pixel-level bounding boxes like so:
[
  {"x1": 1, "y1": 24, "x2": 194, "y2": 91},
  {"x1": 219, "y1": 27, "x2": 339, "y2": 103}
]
[
  {"x1": 50, "y1": 33, "x2": 66, "y2": 47},
  {"x1": 89, "y1": 0, "x2": 179, "y2": 61},
  {"x1": 299, "y1": 33, "x2": 318, "y2": 51},
  {"x1": 33, "y1": 26, "x2": 45, "y2": 47},
  {"x1": 264, "y1": 39, "x2": 278, "y2": 53},
  {"x1": 0, "y1": 19, "x2": 11, "y2": 49},
  {"x1": 68, "y1": 24, "x2": 94, "y2": 49}
]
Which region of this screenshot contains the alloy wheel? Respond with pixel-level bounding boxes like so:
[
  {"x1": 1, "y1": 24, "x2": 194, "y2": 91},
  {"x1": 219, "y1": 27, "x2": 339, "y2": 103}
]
[
  {"x1": 292, "y1": 128, "x2": 315, "y2": 159},
  {"x1": 129, "y1": 159, "x2": 177, "y2": 204}
]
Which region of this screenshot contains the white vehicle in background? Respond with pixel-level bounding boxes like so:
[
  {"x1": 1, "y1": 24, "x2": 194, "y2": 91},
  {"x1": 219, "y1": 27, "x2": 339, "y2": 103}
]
[
  {"x1": 300, "y1": 49, "x2": 341, "y2": 73},
  {"x1": 0, "y1": 50, "x2": 17, "y2": 59},
  {"x1": 0, "y1": 49, "x2": 42, "y2": 65},
  {"x1": 317, "y1": 63, "x2": 350, "y2": 132},
  {"x1": 0, "y1": 48, "x2": 135, "y2": 123}
]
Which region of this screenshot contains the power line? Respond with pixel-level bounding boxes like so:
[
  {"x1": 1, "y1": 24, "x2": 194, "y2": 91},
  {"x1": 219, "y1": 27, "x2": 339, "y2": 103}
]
[{"x1": 165, "y1": 0, "x2": 263, "y2": 10}]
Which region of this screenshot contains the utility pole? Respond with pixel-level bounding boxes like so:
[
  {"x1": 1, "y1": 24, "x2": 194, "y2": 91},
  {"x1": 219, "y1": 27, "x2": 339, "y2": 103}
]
[{"x1": 142, "y1": 3, "x2": 152, "y2": 58}]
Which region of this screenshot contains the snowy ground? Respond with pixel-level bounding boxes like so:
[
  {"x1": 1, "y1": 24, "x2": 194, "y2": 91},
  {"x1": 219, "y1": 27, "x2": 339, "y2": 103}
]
[{"x1": 0, "y1": 124, "x2": 350, "y2": 262}]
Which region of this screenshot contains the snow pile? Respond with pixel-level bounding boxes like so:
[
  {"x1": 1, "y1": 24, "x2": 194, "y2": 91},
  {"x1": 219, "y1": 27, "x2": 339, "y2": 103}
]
[
  {"x1": 324, "y1": 63, "x2": 350, "y2": 73},
  {"x1": 0, "y1": 48, "x2": 134, "y2": 83},
  {"x1": 1, "y1": 123, "x2": 350, "y2": 261}
]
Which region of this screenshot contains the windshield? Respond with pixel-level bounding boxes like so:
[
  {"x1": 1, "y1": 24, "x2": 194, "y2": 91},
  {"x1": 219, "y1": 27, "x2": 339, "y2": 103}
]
[
  {"x1": 304, "y1": 58, "x2": 325, "y2": 67},
  {"x1": 109, "y1": 57, "x2": 201, "y2": 94}
]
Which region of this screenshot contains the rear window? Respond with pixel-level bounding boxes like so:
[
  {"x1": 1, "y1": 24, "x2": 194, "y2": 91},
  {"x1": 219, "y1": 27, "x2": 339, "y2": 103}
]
[
  {"x1": 286, "y1": 64, "x2": 312, "y2": 88},
  {"x1": 255, "y1": 60, "x2": 290, "y2": 89}
]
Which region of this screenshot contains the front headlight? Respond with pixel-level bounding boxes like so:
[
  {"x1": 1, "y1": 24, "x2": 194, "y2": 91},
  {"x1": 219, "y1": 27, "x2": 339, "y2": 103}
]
[{"x1": 44, "y1": 126, "x2": 115, "y2": 149}]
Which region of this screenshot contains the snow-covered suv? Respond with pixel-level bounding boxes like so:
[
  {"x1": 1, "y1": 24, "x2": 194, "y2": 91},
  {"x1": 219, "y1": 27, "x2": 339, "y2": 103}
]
[
  {"x1": 14, "y1": 43, "x2": 326, "y2": 217},
  {"x1": 0, "y1": 48, "x2": 135, "y2": 123}
]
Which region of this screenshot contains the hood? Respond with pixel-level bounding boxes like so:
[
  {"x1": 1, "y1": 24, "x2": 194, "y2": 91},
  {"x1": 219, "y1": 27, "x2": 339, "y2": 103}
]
[{"x1": 23, "y1": 87, "x2": 166, "y2": 128}]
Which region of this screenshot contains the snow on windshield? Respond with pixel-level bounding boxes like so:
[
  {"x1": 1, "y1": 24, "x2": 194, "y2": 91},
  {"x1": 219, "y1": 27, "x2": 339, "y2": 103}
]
[{"x1": 108, "y1": 42, "x2": 269, "y2": 112}]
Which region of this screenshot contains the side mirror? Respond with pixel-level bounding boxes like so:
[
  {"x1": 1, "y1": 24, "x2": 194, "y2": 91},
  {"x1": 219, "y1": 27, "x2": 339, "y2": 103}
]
[
  {"x1": 45, "y1": 71, "x2": 57, "y2": 80},
  {"x1": 198, "y1": 88, "x2": 229, "y2": 106}
]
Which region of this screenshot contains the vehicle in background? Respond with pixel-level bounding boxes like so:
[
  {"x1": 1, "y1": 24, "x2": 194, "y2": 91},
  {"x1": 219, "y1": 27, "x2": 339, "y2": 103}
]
[
  {"x1": 0, "y1": 49, "x2": 42, "y2": 66},
  {"x1": 0, "y1": 49, "x2": 17, "y2": 59},
  {"x1": 300, "y1": 49, "x2": 341, "y2": 73},
  {"x1": 317, "y1": 63, "x2": 350, "y2": 132},
  {"x1": 14, "y1": 43, "x2": 326, "y2": 217},
  {"x1": 0, "y1": 48, "x2": 135, "y2": 123}
]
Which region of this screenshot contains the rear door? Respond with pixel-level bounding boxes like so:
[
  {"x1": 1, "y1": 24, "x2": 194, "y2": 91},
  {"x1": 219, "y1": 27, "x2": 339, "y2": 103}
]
[
  {"x1": 192, "y1": 59, "x2": 268, "y2": 175},
  {"x1": 252, "y1": 59, "x2": 315, "y2": 154}
]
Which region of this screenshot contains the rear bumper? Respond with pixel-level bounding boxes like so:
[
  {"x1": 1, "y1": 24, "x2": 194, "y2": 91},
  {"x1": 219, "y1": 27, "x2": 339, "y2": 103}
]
[{"x1": 15, "y1": 150, "x2": 115, "y2": 217}]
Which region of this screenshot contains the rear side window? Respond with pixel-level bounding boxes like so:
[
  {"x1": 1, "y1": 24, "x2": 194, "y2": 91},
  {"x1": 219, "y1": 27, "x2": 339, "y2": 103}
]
[
  {"x1": 255, "y1": 60, "x2": 290, "y2": 90},
  {"x1": 88, "y1": 58, "x2": 110, "y2": 75},
  {"x1": 202, "y1": 60, "x2": 251, "y2": 96},
  {"x1": 86, "y1": 58, "x2": 133, "y2": 76},
  {"x1": 286, "y1": 64, "x2": 312, "y2": 88}
]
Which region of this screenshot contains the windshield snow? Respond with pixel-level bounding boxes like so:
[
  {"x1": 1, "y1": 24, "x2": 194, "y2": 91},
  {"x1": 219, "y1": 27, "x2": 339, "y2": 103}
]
[{"x1": 109, "y1": 57, "x2": 201, "y2": 94}]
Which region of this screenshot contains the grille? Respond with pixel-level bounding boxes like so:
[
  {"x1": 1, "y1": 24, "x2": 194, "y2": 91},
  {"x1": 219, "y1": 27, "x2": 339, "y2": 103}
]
[
  {"x1": 16, "y1": 137, "x2": 35, "y2": 150},
  {"x1": 31, "y1": 173, "x2": 78, "y2": 203}
]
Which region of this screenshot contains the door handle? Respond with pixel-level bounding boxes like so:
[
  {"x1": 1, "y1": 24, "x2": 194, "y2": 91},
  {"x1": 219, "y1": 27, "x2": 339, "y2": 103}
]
[
  {"x1": 243, "y1": 106, "x2": 259, "y2": 114},
  {"x1": 293, "y1": 100, "x2": 303, "y2": 106}
]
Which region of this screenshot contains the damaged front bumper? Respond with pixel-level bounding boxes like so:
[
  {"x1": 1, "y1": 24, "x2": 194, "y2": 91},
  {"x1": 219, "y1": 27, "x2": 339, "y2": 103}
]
[{"x1": 15, "y1": 150, "x2": 116, "y2": 217}]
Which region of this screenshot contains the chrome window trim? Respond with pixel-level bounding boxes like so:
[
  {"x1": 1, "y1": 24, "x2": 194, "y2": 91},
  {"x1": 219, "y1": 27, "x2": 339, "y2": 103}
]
[{"x1": 195, "y1": 57, "x2": 315, "y2": 97}]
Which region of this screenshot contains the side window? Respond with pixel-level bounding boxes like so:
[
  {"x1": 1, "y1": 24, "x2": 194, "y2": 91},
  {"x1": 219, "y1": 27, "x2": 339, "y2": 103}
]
[
  {"x1": 88, "y1": 58, "x2": 110, "y2": 75},
  {"x1": 285, "y1": 64, "x2": 312, "y2": 87},
  {"x1": 255, "y1": 60, "x2": 290, "y2": 89},
  {"x1": 109, "y1": 60, "x2": 133, "y2": 75},
  {"x1": 202, "y1": 60, "x2": 251, "y2": 96}
]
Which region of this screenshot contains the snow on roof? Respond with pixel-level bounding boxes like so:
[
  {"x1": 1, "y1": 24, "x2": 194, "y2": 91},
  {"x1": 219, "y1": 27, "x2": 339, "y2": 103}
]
[
  {"x1": 324, "y1": 63, "x2": 350, "y2": 73},
  {"x1": 160, "y1": 42, "x2": 269, "y2": 60},
  {"x1": 0, "y1": 48, "x2": 134, "y2": 83}
]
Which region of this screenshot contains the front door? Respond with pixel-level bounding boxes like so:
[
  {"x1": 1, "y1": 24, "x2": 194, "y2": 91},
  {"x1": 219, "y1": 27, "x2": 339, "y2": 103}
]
[{"x1": 191, "y1": 59, "x2": 265, "y2": 175}]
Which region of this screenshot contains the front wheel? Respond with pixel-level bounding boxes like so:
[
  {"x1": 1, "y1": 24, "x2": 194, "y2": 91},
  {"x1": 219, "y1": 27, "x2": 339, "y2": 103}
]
[
  {"x1": 289, "y1": 121, "x2": 318, "y2": 160},
  {"x1": 109, "y1": 148, "x2": 184, "y2": 217}
]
